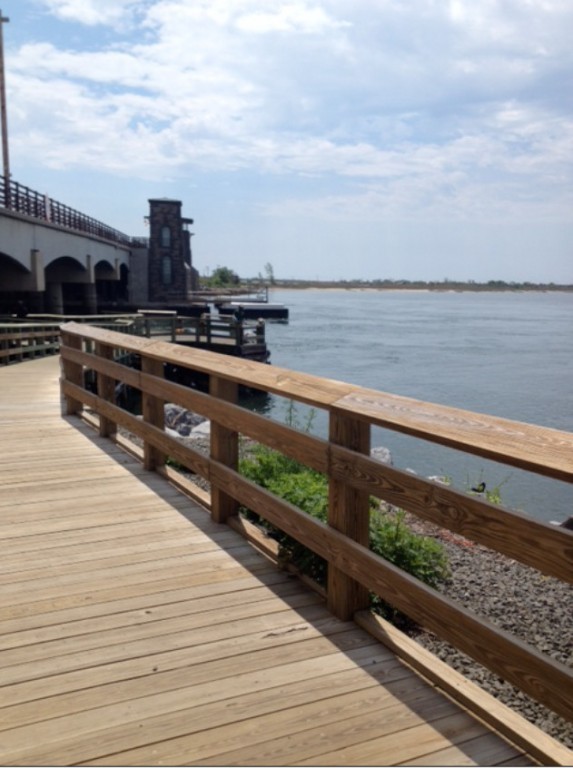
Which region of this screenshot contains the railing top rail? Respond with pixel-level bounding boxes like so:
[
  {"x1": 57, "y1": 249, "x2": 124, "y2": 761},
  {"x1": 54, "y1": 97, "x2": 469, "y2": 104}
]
[{"x1": 60, "y1": 322, "x2": 573, "y2": 483}]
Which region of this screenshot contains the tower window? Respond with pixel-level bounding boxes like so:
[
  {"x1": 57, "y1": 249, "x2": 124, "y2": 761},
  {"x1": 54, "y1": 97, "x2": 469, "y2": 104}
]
[
  {"x1": 160, "y1": 225, "x2": 171, "y2": 248},
  {"x1": 162, "y1": 256, "x2": 172, "y2": 285}
]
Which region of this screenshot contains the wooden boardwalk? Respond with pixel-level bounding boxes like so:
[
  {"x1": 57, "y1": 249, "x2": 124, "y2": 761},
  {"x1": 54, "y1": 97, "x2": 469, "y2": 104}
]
[{"x1": 0, "y1": 356, "x2": 549, "y2": 765}]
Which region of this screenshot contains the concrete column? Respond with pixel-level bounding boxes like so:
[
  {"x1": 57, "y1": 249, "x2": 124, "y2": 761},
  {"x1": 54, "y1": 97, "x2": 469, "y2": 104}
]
[
  {"x1": 31, "y1": 249, "x2": 45, "y2": 292},
  {"x1": 86, "y1": 254, "x2": 95, "y2": 283}
]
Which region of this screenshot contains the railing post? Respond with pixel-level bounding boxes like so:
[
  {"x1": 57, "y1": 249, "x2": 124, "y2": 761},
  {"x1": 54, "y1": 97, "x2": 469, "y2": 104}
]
[
  {"x1": 60, "y1": 331, "x2": 83, "y2": 416},
  {"x1": 210, "y1": 375, "x2": 239, "y2": 523},
  {"x1": 95, "y1": 341, "x2": 116, "y2": 438},
  {"x1": 141, "y1": 356, "x2": 165, "y2": 471},
  {"x1": 327, "y1": 412, "x2": 371, "y2": 620}
]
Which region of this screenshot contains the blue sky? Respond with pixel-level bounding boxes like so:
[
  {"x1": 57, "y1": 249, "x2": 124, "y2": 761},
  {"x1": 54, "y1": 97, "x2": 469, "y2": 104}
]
[{"x1": 3, "y1": 0, "x2": 573, "y2": 282}]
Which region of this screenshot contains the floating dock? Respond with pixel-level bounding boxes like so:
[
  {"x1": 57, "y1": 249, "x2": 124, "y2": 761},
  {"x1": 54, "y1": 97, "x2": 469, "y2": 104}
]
[{"x1": 217, "y1": 301, "x2": 289, "y2": 321}]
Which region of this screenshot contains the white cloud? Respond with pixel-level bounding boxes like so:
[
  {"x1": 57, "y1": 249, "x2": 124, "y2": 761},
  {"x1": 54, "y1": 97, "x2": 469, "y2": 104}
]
[
  {"x1": 38, "y1": 0, "x2": 140, "y2": 26},
  {"x1": 6, "y1": 0, "x2": 573, "y2": 267},
  {"x1": 236, "y1": 3, "x2": 350, "y2": 34}
]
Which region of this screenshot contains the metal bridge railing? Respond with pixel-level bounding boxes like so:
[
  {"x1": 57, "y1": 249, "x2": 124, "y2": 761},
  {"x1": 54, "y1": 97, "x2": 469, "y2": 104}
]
[{"x1": 0, "y1": 174, "x2": 138, "y2": 246}]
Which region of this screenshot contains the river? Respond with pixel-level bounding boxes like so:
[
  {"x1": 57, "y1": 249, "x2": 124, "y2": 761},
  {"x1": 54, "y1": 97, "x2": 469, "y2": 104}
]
[{"x1": 251, "y1": 289, "x2": 573, "y2": 525}]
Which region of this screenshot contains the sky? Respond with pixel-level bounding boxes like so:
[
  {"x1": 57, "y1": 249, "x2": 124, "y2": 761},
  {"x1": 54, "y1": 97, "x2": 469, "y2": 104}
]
[{"x1": 3, "y1": 0, "x2": 573, "y2": 282}]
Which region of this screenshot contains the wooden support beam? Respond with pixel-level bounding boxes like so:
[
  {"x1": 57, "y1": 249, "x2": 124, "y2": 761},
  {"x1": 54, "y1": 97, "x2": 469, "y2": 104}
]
[
  {"x1": 327, "y1": 411, "x2": 371, "y2": 620},
  {"x1": 210, "y1": 375, "x2": 239, "y2": 524},
  {"x1": 95, "y1": 341, "x2": 116, "y2": 438},
  {"x1": 141, "y1": 357, "x2": 165, "y2": 471},
  {"x1": 60, "y1": 331, "x2": 83, "y2": 416}
]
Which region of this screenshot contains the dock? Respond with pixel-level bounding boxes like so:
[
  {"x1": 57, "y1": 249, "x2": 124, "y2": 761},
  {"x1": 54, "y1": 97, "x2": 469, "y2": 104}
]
[{"x1": 0, "y1": 348, "x2": 571, "y2": 764}]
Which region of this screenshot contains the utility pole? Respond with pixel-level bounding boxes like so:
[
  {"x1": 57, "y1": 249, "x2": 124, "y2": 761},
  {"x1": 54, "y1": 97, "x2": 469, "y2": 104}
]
[{"x1": 0, "y1": 9, "x2": 10, "y2": 205}]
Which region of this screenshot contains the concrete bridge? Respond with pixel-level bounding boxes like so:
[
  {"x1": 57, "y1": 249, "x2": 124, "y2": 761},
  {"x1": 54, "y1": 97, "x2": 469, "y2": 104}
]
[
  {"x1": 0, "y1": 176, "x2": 198, "y2": 315},
  {"x1": 0, "y1": 176, "x2": 137, "y2": 314}
]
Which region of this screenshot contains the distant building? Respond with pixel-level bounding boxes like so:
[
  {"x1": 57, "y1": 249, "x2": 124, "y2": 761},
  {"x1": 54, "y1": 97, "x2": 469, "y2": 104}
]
[{"x1": 130, "y1": 198, "x2": 199, "y2": 306}]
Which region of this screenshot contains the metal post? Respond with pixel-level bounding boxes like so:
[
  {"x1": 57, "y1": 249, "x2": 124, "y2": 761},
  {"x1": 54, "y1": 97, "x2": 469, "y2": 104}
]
[{"x1": 0, "y1": 10, "x2": 10, "y2": 205}]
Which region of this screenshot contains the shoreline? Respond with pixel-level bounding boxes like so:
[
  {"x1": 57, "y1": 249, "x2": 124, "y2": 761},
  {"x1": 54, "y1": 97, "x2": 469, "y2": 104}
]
[{"x1": 269, "y1": 285, "x2": 573, "y2": 293}]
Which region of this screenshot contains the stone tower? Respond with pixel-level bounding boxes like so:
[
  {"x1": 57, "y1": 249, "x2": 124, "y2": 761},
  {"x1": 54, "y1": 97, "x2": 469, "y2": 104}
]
[{"x1": 147, "y1": 198, "x2": 195, "y2": 302}]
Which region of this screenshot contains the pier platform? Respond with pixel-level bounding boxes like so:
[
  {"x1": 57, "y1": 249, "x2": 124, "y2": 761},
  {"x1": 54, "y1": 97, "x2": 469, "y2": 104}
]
[{"x1": 0, "y1": 356, "x2": 569, "y2": 765}]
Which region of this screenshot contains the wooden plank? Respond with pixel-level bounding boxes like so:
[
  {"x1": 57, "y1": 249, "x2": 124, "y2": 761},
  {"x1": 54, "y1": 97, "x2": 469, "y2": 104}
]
[
  {"x1": 296, "y1": 712, "x2": 509, "y2": 766},
  {"x1": 0, "y1": 580, "x2": 308, "y2": 650},
  {"x1": 0, "y1": 572, "x2": 291, "y2": 638},
  {"x1": 330, "y1": 443, "x2": 573, "y2": 583},
  {"x1": 0, "y1": 620, "x2": 364, "y2": 711},
  {"x1": 0, "y1": 594, "x2": 323, "y2": 673},
  {"x1": 96, "y1": 672, "x2": 436, "y2": 767},
  {"x1": 334, "y1": 390, "x2": 573, "y2": 483},
  {"x1": 0, "y1": 648, "x2": 409, "y2": 765},
  {"x1": 355, "y1": 610, "x2": 573, "y2": 767}
]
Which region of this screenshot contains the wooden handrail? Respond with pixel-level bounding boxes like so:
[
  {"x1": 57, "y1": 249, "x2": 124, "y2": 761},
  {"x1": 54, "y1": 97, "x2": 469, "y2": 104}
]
[{"x1": 58, "y1": 322, "x2": 573, "y2": 725}]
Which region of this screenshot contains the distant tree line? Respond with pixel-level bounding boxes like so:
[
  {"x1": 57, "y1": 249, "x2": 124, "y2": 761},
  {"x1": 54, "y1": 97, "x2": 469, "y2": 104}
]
[
  {"x1": 199, "y1": 267, "x2": 572, "y2": 292},
  {"x1": 268, "y1": 278, "x2": 573, "y2": 291}
]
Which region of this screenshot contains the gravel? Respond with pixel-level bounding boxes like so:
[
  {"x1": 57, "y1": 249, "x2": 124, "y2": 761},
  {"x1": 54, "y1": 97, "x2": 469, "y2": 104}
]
[{"x1": 399, "y1": 510, "x2": 572, "y2": 749}]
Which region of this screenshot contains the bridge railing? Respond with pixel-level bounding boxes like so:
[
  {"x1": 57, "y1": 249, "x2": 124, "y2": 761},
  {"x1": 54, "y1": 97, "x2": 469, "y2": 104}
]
[
  {"x1": 0, "y1": 175, "x2": 135, "y2": 246},
  {"x1": 58, "y1": 322, "x2": 573, "y2": 739}
]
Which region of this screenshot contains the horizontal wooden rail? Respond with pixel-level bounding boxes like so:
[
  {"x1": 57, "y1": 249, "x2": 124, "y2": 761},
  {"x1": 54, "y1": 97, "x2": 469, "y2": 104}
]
[
  {"x1": 58, "y1": 322, "x2": 573, "y2": 726},
  {"x1": 0, "y1": 322, "x2": 61, "y2": 364}
]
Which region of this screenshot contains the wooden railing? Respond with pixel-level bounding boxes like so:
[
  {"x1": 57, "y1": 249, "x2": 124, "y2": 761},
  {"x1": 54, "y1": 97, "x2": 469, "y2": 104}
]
[
  {"x1": 137, "y1": 310, "x2": 266, "y2": 346},
  {"x1": 0, "y1": 316, "x2": 139, "y2": 364},
  {"x1": 0, "y1": 322, "x2": 62, "y2": 364},
  {"x1": 58, "y1": 322, "x2": 573, "y2": 728},
  {"x1": 0, "y1": 313, "x2": 265, "y2": 367}
]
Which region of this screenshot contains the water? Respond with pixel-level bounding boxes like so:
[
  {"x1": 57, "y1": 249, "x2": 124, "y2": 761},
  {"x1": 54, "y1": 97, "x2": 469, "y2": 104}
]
[{"x1": 253, "y1": 289, "x2": 573, "y2": 524}]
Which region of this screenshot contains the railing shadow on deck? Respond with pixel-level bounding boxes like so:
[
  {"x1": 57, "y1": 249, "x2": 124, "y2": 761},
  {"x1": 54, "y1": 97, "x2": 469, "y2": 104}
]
[
  {"x1": 52, "y1": 415, "x2": 544, "y2": 766},
  {"x1": 58, "y1": 321, "x2": 573, "y2": 764}
]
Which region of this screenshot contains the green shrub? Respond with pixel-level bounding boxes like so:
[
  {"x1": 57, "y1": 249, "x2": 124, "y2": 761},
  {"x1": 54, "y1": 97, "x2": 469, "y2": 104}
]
[{"x1": 240, "y1": 444, "x2": 450, "y2": 624}]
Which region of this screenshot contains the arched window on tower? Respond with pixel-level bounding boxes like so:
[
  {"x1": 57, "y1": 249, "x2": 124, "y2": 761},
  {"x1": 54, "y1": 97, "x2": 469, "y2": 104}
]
[
  {"x1": 162, "y1": 256, "x2": 172, "y2": 285},
  {"x1": 160, "y1": 225, "x2": 171, "y2": 248}
]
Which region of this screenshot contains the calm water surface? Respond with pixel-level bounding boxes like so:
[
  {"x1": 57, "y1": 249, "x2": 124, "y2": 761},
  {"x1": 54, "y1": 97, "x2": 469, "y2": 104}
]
[{"x1": 254, "y1": 289, "x2": 573, "y2": 524}]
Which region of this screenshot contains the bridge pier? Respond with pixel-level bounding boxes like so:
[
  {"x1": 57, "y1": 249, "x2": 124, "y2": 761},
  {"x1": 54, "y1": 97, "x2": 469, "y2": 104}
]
[
  {"x1": 84, "y1": 282, "x2": 98, "y2": 314},
  {"x1": 46, "y1": 282, "x2": 64, "y2": 314}
]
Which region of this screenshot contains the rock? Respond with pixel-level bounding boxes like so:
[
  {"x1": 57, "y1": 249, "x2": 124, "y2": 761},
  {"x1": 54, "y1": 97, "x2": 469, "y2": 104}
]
[
  {"x1": 163, "y1": 403, "x2": 206, "y2": 436},
  {"x1": 428, "y1": 475, "x2": 450, "y2": 486},
  {"x1": 191, "y1": 420, "x2": 211, "y2": 437},
  {"x1": 370, "y1": 446, "x2": 392, "y2": 465}
]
